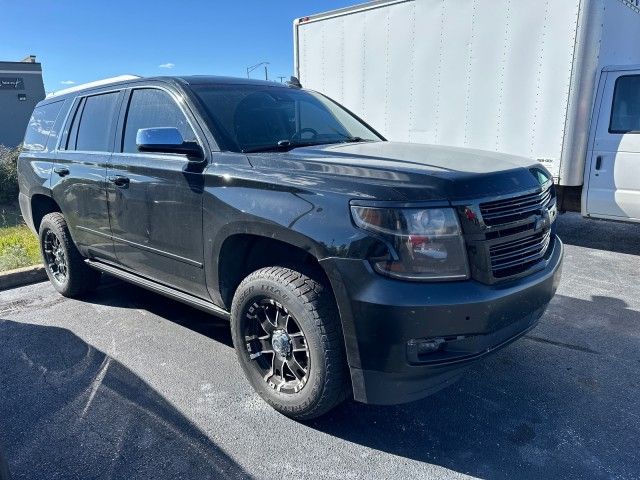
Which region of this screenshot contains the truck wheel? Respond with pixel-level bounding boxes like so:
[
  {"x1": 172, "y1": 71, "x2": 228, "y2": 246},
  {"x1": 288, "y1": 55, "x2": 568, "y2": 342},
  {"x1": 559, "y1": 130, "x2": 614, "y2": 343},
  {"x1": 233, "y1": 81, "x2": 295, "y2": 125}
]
[
  {"x1": 231, "y1": 266, "x2": 349, "y2": 420},
  {"x1": 39, "y1": 212, "x2": 100, "y2": 297}
]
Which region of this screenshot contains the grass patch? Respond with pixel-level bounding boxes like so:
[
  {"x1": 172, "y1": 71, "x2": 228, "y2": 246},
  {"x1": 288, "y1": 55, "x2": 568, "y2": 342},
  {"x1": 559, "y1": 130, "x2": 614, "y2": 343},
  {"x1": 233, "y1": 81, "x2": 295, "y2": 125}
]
[{"x1": 0, "y1": 203, "x2": 41, "y2": 272}]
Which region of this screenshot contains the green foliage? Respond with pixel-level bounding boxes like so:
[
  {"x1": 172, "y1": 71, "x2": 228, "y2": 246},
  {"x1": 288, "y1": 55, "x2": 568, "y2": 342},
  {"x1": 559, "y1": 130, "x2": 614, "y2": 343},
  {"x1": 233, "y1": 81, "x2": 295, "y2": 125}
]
[
  {"x1": 0, "y1": 145, "x2": 21, "y2": 205},
  {"x1": 0, "y1": 203, "x2": 41, "y2": 272}
]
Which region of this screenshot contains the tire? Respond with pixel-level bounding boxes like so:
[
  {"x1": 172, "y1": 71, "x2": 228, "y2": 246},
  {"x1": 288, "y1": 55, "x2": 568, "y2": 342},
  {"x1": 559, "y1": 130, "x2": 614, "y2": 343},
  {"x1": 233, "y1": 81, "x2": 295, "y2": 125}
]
[
  {"x1": 38, "y1": 212, "x2": 101, "y2": 297},
  {"x1": 230, "y1": 266, "x2": 349, "y2": 420}
]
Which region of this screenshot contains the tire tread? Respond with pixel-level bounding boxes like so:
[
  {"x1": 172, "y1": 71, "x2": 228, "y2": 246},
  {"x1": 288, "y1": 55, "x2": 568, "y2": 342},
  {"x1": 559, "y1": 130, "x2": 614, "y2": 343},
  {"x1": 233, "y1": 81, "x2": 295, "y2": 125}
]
[
  {"x1": 231, "y1": 266, "x2": 349, "y2": 420},
  {"x1": 39, "y1": 212, "x2": 100, "y2": 297}
]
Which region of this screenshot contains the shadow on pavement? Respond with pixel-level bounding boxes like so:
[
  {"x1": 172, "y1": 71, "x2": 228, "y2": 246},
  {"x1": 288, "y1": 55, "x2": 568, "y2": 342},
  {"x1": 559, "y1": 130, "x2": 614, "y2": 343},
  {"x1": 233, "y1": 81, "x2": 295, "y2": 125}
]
[
  {"x1": 556, "y1": 212, "x2": 640, "y2": 255},
  {"x1": 81, "y1": 278, "x2": 234, "y2": 348},
  {"x1": 0, "y1": 444, "x2": 10, "y2": 480},
  {"x1": 0, "y1": 319, "x2": 249, "y2": 480},
  {"x1": 307, "y1": 293, "x2": 640, "y2": 479}
]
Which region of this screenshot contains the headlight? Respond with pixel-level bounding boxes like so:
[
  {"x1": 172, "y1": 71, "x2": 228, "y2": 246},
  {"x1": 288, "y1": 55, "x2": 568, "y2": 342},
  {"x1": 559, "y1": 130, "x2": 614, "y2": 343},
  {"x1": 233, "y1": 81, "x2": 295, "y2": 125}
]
[{"x1": 350, "y1": 206, "x2": 469, "y2": 281}]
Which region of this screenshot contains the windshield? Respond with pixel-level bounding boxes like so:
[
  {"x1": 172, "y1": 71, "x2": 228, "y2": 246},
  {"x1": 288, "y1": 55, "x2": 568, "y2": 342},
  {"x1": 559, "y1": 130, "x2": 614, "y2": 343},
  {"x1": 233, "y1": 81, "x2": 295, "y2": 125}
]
[{"x1": 190, "y1": 84, "x2": 383, "y2": 153}]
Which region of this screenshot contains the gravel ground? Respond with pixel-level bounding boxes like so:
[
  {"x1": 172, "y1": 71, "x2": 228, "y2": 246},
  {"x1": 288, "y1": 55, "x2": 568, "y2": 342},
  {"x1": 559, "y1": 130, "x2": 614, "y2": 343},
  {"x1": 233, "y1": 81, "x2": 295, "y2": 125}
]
[{"x1": 0, "y1": 212, "x2": 638, "y2": 480}]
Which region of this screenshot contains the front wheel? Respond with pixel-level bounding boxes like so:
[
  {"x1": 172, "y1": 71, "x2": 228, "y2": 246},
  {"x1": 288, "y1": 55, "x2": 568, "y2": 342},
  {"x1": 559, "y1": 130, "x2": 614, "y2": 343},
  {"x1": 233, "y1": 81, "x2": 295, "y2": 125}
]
[{"x1": 230, "y1": 267, "x2": 349, "y2": 420}]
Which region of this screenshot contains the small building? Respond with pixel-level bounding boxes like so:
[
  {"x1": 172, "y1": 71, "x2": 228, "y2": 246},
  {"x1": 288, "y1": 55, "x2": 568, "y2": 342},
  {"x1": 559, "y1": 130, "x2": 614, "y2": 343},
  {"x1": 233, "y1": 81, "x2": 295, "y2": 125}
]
[{"x1": 0, "y1": 55, "x2": 46, "y2": 147}]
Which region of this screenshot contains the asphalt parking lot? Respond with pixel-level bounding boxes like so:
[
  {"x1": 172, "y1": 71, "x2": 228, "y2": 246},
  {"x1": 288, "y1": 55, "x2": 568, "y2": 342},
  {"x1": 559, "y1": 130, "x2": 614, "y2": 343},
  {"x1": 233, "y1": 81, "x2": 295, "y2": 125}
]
[{"x1": 1, "y1": 212, "x2": 639, "y2": 480}]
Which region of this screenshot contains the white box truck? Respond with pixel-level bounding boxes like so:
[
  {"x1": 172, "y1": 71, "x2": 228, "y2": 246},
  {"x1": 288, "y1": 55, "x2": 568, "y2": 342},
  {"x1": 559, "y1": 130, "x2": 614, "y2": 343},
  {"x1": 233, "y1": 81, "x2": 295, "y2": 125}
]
[{"x1": 294, "y1": 0, "x2": 640, "y2": 223}]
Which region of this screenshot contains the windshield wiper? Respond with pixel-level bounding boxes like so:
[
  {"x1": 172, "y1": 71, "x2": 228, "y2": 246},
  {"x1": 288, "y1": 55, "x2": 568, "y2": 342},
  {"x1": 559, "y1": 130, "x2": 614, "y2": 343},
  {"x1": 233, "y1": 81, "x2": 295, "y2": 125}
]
[
  {"x1": 242, "y1": 140, "x2": 343, "y2": 153},
  {"x1": 241, "y1": 140, "x2": 293, "y2": 153}
]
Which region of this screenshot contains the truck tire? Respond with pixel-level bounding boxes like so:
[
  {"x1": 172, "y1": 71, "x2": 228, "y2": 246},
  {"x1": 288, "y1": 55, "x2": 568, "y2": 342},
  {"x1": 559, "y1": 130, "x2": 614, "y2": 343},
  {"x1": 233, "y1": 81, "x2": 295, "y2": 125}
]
[
  {"x1": 230, "y1": 266, "x2": 349, "y2": 420},
  {"x1": 38, "y1": 212, "x2": 100, "y2": 297}
]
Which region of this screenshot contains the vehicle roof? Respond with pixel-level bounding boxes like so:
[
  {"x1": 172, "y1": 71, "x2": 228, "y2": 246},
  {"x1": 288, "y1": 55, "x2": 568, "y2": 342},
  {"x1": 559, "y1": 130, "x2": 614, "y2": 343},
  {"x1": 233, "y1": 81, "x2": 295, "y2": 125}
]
[{"x1": 41, "y1": 75, "x2": 288, "y2": 105}]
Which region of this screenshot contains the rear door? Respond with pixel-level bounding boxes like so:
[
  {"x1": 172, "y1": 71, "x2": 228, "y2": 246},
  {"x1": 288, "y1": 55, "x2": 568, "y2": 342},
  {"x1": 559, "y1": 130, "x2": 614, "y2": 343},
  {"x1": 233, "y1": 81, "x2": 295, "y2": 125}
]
[
  {"x1": 52, "y1": 90, "x2": 123, "y2": 261},
  {"x1": 586, "y1": 70, "x2": 640, "y2": 221},
  {"x1": 107, "y1": 86, "x2": 208, "y2": 298}
]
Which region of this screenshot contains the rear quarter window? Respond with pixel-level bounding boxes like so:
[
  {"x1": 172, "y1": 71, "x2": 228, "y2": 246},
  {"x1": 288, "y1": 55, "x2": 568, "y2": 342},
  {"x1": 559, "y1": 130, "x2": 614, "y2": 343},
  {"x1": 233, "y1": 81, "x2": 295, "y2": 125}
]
[{"x1": 23, "y1": 101, "x2": 65, "y2": 152}]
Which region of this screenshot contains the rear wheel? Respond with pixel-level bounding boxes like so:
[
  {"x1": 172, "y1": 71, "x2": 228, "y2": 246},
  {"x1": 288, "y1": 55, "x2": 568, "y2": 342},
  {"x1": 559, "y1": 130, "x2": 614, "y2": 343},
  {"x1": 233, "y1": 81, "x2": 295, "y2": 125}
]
[
  {"x1": 39, "y1": 212, "x2": 101, "y2": 297},
  {"x1": 230, "y1": 266, "x2": 349, "y2": 420}
]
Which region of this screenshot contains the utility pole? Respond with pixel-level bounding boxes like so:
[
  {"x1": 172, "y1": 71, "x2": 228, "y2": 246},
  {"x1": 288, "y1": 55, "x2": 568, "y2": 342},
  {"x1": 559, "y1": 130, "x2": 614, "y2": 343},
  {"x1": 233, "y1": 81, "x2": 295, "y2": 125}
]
[
  {"x1": 277, "y1": 76, "x2": 287, "y2": 83},
  {"x1": 246, "y1": 61, "x2": 270, "y2": 81}
]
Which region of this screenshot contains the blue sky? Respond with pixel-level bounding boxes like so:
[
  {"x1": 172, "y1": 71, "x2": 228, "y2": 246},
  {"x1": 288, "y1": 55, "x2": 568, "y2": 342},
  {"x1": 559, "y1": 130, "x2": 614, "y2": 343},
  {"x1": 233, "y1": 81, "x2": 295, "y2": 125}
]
[{"x1": 0, "y1": 1, "x2": 360, "y2": 93}]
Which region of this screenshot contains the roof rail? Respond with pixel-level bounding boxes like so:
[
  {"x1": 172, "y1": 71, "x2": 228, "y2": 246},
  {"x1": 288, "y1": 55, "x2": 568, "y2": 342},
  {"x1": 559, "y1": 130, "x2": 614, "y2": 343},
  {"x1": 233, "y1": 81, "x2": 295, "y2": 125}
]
[{"x1": 46, "y1": 74, "x2": 141, "y2": 98}]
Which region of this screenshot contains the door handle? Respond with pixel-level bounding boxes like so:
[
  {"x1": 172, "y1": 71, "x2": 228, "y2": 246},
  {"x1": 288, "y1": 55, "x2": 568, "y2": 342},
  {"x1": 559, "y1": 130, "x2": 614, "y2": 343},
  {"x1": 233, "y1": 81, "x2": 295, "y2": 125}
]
[
  {"x1": 595, "y1": 156, "x2": 603, "y2": 170},
  {"x1": 108, "y1": 175, "x2": 130, "y2": 187},
  {"x1": 53, "y1": 166, "x2": 69, "y2": 177}
]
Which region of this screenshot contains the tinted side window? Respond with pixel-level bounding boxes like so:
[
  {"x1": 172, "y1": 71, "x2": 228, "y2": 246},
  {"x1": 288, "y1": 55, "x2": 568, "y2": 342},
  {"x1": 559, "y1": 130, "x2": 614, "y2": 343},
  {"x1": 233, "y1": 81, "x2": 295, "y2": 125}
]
[
  {"x1": 609, "y1": 75, "x2": 640, "y2": 134},
  {"x1": 23, "y1": 101, "x2": 65, "y2": 151},
  {"x1": 122, "y1": 89, "x2": 196, "y2": 153},
  {"x1": 69, "y1": 92, "x2": 120, "y2": 152}
]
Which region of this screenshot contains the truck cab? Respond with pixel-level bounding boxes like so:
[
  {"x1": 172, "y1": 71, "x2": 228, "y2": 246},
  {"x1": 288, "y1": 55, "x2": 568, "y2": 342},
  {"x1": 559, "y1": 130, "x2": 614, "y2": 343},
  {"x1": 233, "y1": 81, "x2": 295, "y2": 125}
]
[{"x1": 584, "y1": 66, "x2": 640, "y2": 221}]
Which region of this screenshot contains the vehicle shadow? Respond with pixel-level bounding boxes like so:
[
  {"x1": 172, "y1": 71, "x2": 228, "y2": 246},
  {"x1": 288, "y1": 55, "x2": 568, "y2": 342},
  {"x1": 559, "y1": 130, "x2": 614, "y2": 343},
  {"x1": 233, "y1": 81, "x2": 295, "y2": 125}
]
[
  {"x1": 0, "y1": 319, "x2": 250, "y2": 480},
  {"x1": 82, "y1": 277, "x2": 234, "y2": 348},
  {"x1": 306, "y1": 293, "x2": 640, "y2": 480},
  {"x1": 556, "y1": 212, "x2": 640, "y2": 255}
]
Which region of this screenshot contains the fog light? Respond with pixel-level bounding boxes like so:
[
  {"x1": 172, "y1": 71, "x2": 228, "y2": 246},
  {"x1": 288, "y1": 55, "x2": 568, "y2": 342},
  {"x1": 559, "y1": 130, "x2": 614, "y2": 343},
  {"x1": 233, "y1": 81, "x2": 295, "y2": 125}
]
[
  {"x1": 407, "y1": 338, "x2": 445, "y2": 363},
  {"x1": 419, "y1": 339, "x2": 444, "y2": 354}
]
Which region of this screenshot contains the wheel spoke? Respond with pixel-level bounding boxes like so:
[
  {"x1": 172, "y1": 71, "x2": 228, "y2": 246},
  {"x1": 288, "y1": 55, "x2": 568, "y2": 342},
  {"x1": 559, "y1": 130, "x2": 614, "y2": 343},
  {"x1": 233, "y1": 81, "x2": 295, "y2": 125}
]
[
  {"x1": 272, "y1": 355, "x2": 285, "y2": 376},
  {"x1": 251, "y1": 306, "x2": 276, "y2": 335},
  {"x1": 245, "y1": 335, "x2": 273, "y2": 359},
  {"x1": 290, "y1": 333, "x2": 307, "y2": 352},
  {"x1": 286, "y1": 357, "x2": 307, "y2": 381},
  {"x1": 259, "y1": 315, "x2": 275, "y2": 335},
  {"x1": 275, "y1": 310, "x2": 289, "y2": 329},
  {"x1": 265, "y1": 355, "x2": 287, "y2": 389}
]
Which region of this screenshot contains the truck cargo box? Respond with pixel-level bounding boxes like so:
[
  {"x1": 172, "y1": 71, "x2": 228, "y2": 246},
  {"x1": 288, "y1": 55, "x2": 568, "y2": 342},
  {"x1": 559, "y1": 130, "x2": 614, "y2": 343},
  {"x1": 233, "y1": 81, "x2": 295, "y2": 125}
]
[{"x1": 295, "y1": 0, "x2": 640, "y2": 187}]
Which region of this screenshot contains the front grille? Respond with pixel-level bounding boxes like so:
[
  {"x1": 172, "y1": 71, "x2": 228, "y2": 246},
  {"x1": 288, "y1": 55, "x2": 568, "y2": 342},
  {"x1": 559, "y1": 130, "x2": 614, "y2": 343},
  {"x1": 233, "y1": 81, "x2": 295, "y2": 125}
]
[
  {"x1": 480, "y1": 189, "x2": 552, "y2": 225},
  {"x1": 461, "y1": 184, "x2": 556, "y2": 283},
  {"x1": 489, "y1": 230, "x2": 551, "y2": 278}
]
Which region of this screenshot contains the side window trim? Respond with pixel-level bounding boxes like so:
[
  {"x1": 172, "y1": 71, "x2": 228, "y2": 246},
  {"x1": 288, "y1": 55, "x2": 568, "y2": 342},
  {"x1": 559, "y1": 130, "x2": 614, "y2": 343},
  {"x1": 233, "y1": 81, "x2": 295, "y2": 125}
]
[
  {"x1": 66, "y1": 97, "x2": 86, "y2": 150},
  {"x1": 608, "y1": 74, "x2": 640, "y2": 135},
  {"x1": 118, "y1": 85, "x2": 205, "y2": 156},
  {"x1": 57, "y1": 96, "x2": 81, "y2": 151}
]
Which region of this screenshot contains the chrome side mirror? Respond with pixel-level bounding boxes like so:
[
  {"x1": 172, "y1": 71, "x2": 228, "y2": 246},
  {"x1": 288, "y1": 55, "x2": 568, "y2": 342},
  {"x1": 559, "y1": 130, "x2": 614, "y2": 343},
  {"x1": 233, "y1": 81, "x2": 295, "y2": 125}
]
[{"x1": 136, "y1": 127, "x2": 203, "y2": 159}]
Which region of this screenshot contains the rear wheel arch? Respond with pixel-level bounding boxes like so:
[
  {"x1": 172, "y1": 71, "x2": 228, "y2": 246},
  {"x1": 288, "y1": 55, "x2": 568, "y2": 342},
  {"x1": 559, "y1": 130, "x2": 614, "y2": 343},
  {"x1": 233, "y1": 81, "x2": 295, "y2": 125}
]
[{"x1": 31, "y1": 194, "x2": 61, "y2": 232}]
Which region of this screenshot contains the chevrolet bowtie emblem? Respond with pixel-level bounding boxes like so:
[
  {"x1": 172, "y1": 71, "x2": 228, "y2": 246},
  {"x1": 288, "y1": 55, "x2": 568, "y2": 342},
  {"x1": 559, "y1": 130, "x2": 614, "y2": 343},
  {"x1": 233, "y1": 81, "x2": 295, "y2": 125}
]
[{"x1": 535, "y1": 209, "x2": 551, "y2": 232}]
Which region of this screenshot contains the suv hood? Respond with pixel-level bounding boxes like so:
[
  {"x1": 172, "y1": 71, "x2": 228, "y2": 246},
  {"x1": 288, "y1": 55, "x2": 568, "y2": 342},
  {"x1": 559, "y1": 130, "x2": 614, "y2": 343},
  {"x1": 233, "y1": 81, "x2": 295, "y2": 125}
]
[{"x1": 247, "y1": 141, "x2": 549, "y2": 202}]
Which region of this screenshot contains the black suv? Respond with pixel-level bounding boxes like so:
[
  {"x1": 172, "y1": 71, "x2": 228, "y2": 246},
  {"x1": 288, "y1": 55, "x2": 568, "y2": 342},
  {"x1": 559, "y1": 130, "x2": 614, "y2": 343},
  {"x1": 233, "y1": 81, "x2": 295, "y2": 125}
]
[{"x1": 18, "y1": 76, "x2": 562, "y2": 419}]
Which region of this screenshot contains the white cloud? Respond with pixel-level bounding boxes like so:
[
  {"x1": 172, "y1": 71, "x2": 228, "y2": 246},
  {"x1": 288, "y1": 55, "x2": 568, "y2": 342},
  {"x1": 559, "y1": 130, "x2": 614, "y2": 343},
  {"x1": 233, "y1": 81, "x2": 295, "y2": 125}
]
[
  {"x1": 158, "y1": 62, "x2": 175, "y2": 69},
  {"x1": 60, "y1": 80, "x2": 75, "y2": 85}
]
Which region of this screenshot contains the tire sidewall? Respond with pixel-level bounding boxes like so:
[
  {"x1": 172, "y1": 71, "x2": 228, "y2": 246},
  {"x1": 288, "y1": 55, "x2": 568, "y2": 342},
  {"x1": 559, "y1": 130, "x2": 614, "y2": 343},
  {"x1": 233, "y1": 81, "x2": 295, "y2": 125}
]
[
  {"x1": 39, "y1": 218, "x2": 70, "y2": 293},
  {"x1": 231, "y1": 274, "x2": 328, "y2": 411}
]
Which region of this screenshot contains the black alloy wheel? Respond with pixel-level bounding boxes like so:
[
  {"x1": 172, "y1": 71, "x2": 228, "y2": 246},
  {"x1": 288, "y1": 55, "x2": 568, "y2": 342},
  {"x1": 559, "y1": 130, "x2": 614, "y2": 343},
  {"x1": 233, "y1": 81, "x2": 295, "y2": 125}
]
[
  {"x1": 38, "y1": 212, "x2": 100, "y2": 297},
  {"x1": 230, "y1": 266, "x2": 349, "y2": 420},
  {"x1": 244, "y1": 298, "x2": 310, "y2": 394},
  {"x1": 42, "y1": 229, "x2": 68, "y2": 284}
]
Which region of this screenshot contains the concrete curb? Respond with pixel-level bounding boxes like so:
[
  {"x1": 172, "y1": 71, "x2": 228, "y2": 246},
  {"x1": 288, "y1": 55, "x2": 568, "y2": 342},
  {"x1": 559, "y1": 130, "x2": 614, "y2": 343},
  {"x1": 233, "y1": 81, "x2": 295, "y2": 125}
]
[{"x1": 0, "y1": 264, "x2": 47, "y2": 291}]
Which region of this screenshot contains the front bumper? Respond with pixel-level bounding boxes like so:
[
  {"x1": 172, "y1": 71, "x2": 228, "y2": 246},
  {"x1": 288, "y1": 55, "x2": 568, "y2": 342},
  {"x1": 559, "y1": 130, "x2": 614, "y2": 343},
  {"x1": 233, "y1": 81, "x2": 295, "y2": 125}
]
[{"x1": 321, "y1": 236, "x2": 563, "y2": 405}]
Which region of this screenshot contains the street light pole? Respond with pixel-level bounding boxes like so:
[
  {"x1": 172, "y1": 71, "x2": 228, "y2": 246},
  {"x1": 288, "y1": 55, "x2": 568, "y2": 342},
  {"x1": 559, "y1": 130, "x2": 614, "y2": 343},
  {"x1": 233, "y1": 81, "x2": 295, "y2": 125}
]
[{"x1": 246, "y1": 61, "x2": 270, "y2": 80}]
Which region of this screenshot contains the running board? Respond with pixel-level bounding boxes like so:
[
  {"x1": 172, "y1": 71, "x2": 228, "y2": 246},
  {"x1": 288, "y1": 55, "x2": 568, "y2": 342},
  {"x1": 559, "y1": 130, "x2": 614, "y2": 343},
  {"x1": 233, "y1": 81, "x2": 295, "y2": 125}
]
[{"x1": 85, "y1": 259, "x2": 230, "y2": 320}]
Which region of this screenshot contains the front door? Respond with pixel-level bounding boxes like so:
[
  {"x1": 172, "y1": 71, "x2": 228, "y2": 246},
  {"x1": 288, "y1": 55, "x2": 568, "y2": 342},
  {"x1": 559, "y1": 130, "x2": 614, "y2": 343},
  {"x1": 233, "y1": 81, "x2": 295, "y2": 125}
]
[
  {"x1": 107, "y1": 87, "x2": 208, "y2": 298},
  {"x1": 586, "y1": 70, "x2": 640, "y2": 221}
]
